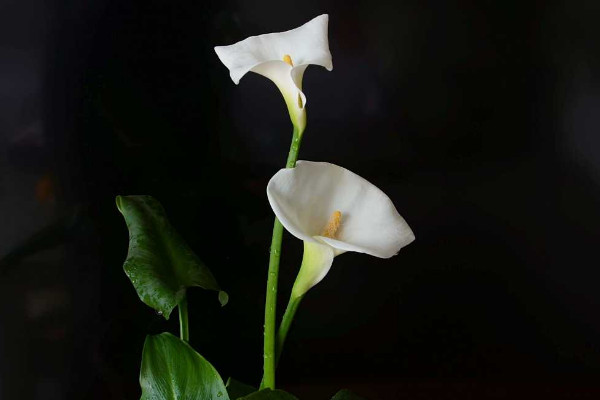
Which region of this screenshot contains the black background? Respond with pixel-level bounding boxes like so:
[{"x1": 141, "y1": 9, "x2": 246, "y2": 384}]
[{"x1": 2, "y1": 1, "x2": 600, "y2": 399}]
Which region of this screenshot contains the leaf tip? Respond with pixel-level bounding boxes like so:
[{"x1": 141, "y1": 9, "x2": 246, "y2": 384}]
[
  {"x1": 115, "y1": 195, "x2": 124, "y2": 212},
  {"x1": 218, "y1": 291, "x2": 229, "y2": 307},
  {"x1": 156, "y1": 308, "x2": 170, "y2": 320}
]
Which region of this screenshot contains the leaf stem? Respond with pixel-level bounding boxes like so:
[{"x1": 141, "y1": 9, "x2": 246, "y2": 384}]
[
  {"x1": 178, "y1": 295, "x2": 189, "y2": 342},
  {"x1": 262, "y1": 125, "x2": 303, "y2": 389}
]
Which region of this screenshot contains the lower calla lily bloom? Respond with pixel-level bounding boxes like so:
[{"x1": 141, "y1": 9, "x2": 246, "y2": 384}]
[
  {"x1": 267, "y1": 161, "x2": 415, "y2": 298},
  {"x1": 214, "y1": 14, "x2": 333, "y2": 132}
]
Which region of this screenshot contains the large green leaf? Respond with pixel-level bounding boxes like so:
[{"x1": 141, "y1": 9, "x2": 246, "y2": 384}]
[
  {"x1": 225, "y1": 378, "x2": 256, "y2": 399},
  {"x1": 237, "y1": 389, "x2": 298, "y2": 400},
  {"x1": 140, "y1": 332, "x2": 229, "y2": 400},
  {"x1": 116, "y1": 195, "x2": 227, "y2": 319}
]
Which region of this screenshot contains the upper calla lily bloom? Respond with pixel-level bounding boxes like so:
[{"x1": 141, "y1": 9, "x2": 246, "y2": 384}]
[
  {"x1": 214, "y1": 14, "x2": 333, "y2": 132},
  {"x1": 267, "y1": 161, "x2": 415, "y2": 298}
]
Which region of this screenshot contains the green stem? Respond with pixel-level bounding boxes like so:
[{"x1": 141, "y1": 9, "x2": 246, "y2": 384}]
[
  {"x1": 178, "y1": 295, "x2": 189, "y2": 342},
  {"x1": 285, "y1": 126, "x2": 302, "y2": 169},
  {"x1": 262, "y1": 125, "x2": 303, "y2": 389},
  {"x1": 258, "y1": 293, "x2": 303, "y2": 390},
  {"x1": 275, "y1": 295, "x2": 303, "y2": 365}
]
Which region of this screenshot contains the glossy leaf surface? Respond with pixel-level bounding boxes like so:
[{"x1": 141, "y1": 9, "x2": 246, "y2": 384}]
[
  {"x1": 140, "y1": 332, "x2": 229, "y2": 400},
  {"x1": 116, "y1": 195, "x2": 227, "y2": 318}
]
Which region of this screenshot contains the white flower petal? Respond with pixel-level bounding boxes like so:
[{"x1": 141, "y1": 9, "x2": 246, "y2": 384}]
[
  {"x1": 250, "y1": 62, "x2": 308, "y2": 111},
  {"x1": 267, "y1": 161, "x2": 415, "y2": 259},
  {"x1": 214, "y1": 14, "x2": 332, "y2": 85},
  {"x1": 214, "y1": 15, "x2": 331, "y2": 131},
  {"x1": 291, "y1": 241, "x2": 335, "y2": 298},
  {"x1": 290, "y1": 64, "x2": 308, "y2": 109}
]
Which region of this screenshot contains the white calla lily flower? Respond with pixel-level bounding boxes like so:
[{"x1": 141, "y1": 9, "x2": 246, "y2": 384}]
[
  {"x1": 214, "y1": 14, "x2": 333, "y2": 132},
  {"x1": 267, "y1": 161, "x2": 415, "y2": 298}
]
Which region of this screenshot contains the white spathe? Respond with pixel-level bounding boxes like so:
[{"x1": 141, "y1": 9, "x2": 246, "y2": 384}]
[
  {"x1": 267, "y1": 161, "x2": 415, "y2": 297},
  {"x1": 214, "y1": 14, "x2": 332, "y2": 131}
]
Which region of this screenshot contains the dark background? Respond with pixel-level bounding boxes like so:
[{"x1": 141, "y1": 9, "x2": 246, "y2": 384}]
[{"x1": 2, "y1": 0, "x2": 600, "y2": 399}]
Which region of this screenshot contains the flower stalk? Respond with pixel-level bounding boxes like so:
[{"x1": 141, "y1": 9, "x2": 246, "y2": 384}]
[
  {"x1": 262, "y1": 124, "x2": 303, "y2": 389},
  {"x1": 275, "y1": 294, "x2": 303, "y2": 365},
  {"x1": 214, "y1": 14, "x2": 331, "y2": 389}
]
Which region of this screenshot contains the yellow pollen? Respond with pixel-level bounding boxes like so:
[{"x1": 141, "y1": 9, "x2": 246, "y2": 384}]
[
  {"x1": 283, "y1": 54, "x2": 294, "y2": 66},
  {"x1": 321, "y1": 211, "x2": 342, "y2": 239},
  {"x1": 297, "y1": 93, "x2": 303, "y2": 108}
]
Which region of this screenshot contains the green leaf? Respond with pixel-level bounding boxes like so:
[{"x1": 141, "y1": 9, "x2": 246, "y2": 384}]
[
  {"x1": 116, "y1": 195, "x2": 227, "y2": 318},
  {"x1": 237, "y1": 389, "x2": 298, "y2": 400},
  {"x1": 140, "y1": 332, "x2": 229, "y2": 400},
  {"x1": 225, "y1": 378, "x2": 256, "y2": 399},
  {"x1": 218, "y1": 290, "x2": 229, "y2": 306},
  {"x1": 331, "y1": 389, "x2": 366, "y2": 400}
]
